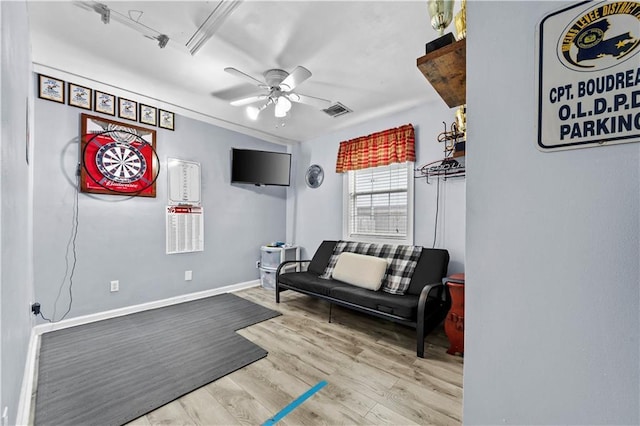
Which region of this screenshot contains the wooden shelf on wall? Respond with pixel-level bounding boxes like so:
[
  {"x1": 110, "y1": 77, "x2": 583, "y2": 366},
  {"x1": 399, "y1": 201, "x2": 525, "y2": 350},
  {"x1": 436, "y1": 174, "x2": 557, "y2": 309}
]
[{"x1": 416, "y1": 38, "x2": 466, "y2": 108}]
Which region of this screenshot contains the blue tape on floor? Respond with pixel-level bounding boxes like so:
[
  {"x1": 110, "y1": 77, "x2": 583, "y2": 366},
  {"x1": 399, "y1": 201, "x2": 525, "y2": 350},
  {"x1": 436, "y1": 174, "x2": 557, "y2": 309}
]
[{"x1": 262, "y1": 380, "x2": 328, "y2": 426}]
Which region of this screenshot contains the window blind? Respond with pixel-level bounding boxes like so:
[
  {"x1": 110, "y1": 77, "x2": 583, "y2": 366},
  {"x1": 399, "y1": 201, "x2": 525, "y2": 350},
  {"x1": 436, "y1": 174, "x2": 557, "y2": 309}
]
[{"x1": 347, "y1": 163, "x2": 409, "y2": 238}]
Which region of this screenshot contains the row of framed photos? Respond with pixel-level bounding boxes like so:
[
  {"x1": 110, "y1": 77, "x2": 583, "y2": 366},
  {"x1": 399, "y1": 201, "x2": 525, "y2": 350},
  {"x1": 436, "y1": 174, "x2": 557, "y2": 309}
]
[{"x1": 37, "y1": 74, "x2": 175, "y2": 131}]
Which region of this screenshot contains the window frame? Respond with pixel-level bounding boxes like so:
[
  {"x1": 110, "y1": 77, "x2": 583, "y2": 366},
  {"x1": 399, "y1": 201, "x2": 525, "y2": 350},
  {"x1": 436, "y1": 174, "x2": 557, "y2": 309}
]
[{"x1": 342, "y1": 162, "x2": 414, "y2": 246}]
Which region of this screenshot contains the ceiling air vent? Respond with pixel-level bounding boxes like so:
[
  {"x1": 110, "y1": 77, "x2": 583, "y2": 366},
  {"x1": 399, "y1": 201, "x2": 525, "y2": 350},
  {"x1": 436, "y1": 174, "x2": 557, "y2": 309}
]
[{"x1": 322, "y1": 102, "x2": 352, "y2": 118}]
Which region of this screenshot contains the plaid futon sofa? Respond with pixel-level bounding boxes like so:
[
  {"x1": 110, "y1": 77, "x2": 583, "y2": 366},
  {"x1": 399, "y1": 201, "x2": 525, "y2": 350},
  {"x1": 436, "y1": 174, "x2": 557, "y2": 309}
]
[{"x1": 275, "y1": 240, "x2": 450, "y2": 358}]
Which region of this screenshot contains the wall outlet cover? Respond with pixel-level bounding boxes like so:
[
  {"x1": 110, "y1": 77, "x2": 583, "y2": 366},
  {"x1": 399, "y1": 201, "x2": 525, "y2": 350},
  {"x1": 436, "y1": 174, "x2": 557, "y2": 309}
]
[
  {"x1": 110, "y1": 280, "x2": 119, "y2": 292},
  {"x1": 185, "y1": 270, "x2": 192, "y2": 281}
]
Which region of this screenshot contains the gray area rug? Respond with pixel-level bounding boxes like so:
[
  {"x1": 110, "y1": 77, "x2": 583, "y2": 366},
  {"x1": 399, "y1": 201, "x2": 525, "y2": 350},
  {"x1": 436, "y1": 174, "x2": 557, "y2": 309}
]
[{"x1": 35, "y1": 293, "x2": 280, "y2": 425}]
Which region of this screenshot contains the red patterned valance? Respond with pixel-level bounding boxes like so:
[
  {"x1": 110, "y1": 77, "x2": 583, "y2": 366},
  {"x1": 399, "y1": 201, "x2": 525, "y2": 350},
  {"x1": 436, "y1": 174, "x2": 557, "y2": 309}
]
[{"x1": 335, "y1": 124, "x2": 415, "y2": 173}]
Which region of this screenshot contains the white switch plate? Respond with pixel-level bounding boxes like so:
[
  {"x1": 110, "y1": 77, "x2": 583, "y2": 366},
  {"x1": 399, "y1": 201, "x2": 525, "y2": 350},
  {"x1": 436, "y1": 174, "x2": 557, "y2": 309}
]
[
  {"x1": 110, "y1": 280, "x2": 119, "y2": 292},
  {"x1": 185, "y1": 270, "x2": 192, "y2": 281}
]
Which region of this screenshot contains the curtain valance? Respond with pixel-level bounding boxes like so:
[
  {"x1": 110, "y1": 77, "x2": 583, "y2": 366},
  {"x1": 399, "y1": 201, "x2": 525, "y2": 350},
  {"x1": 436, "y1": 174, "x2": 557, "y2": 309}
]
[{"x1": 335, "y1": 124, "x2": 415, "y2": 173}]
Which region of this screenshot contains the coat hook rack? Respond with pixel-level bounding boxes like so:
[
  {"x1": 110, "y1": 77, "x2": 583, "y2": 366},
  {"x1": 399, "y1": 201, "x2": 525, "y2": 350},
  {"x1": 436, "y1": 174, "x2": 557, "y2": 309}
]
[
  {"x1": 415, "y1": 157, "x2": 465, "y2": 183},
  {"x1": 415, "y1": 120, "x2": 466, "y2": 183},
  {"x1": 437, "y1": 120, "x2": 465, "y2": 158}
]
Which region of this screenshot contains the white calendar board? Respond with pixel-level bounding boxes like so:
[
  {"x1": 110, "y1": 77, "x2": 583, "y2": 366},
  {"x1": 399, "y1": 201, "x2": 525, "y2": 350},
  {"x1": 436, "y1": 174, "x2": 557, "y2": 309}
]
[{"x1": 168, "y1": 158, "x2": 201, "y2": 205}]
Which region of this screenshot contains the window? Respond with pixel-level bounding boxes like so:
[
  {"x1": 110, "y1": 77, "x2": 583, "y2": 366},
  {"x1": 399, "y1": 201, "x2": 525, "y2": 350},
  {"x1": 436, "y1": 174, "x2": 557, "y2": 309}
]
[{"x1": 343, "y1": 162, "x2": 414, "y2": 245}]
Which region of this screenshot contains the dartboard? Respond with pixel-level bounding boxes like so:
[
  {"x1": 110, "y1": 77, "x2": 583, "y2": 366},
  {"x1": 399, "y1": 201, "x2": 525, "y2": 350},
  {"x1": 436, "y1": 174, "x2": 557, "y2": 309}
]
[
  {"x1": 81, "y1": 114, "x2": 159, "y2": 197},
  {"x1": 95, "y1": 142, "x2": 147, "y2": 184}
]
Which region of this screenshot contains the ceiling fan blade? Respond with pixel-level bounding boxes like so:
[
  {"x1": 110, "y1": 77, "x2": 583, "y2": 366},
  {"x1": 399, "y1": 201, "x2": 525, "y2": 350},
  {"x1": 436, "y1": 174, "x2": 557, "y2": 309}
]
[
  {"x1": 280, "y1": 66, "x2": 312, "y2": 92},
  {"x1": 230, "y1": 94, "x2": 268, "y2": 106},
  {"x1": 225, "y1": 67, "x2": 268, "y2": 88},
  {"x1": 287, "y1": 92, "x2": 331, "y2": 108}
]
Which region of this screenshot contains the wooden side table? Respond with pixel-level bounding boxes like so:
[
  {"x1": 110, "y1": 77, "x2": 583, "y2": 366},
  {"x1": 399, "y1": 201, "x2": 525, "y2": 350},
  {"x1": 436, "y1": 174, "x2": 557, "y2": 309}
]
[{"x1": 444, "y1": 273, "x2": 465, "y2": 356}]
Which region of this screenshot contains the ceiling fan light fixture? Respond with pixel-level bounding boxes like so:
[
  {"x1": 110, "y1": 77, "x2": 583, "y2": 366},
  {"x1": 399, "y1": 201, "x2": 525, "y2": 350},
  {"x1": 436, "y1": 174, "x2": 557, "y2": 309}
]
[
  {"x1": 274, "y1": 96, "x2": 291, "y2": 118},
  {"x1": 246, "y1": 106, "x2": 261, "y2": 121},
  {"x1": 226, "y1": 65, "x2": 326, "y2": 121},
  {"x1": 278, "y1": 96, "x2": 292, "y2": 112}
]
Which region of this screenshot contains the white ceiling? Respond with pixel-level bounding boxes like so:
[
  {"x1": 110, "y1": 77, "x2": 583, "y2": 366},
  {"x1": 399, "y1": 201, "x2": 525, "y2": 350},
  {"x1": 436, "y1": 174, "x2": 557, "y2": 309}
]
[{"x1": 27, "y1": 1, "x2": 456, "y2": 144}]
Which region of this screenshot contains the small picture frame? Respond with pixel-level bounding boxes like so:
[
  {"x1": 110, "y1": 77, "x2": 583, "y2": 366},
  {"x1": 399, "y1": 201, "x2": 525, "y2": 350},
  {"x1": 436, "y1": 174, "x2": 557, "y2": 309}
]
[
  {"x1": 139, "y1": 104, "x2": 158, "y2": 126},
  {"x1": 94, "y1": 90, "x2": 116, "y2": 116},
  {"x1": 68, "y1": 83, "x2": 92, "y2": 110},
  {"x1": 118, "y1": 97, "x2": 138, "y2": 121},
  {"x1": 38, "y1": 74, "x2": 64, "y2": 103},
  {"x1": 159, "y1": 109, "x2": 175, "y2": 131}
]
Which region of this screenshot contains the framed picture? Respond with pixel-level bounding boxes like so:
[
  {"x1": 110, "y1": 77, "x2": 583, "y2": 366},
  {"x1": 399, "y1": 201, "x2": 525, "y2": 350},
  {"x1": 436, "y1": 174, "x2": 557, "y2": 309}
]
[
  {"x1": 68, "y1": 83, "x2": 92, "y2": 110},
  {"x1": 159, "y1": 109, "x2": 175, "y2": 131},
  {"x1": 38, "y1": 74, "x2": 64, "y2": 103},
  {"x1": 80, "y1": 113, "x2": 158, "y2": 197},
  {"x1": 94, "y1": 90, "x2": 116, "y2": 116},
  {"x1": 118, "y1": 97, "x2": 138, "y2": 121},
  {"x1": 139, "y1": 104, "x2": 158, "y2": 126}
]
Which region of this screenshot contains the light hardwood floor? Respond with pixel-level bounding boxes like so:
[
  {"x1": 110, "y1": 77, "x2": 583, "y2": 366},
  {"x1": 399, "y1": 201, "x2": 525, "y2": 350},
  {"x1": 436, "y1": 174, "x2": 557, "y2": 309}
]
[{"x1": 127, "y1": 287, "x2": 463, "y2": 425}]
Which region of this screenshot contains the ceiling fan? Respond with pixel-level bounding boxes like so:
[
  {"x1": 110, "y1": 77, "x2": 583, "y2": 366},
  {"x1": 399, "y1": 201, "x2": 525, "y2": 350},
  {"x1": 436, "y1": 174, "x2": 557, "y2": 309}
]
[{"x1": 224, "y1": 66, "x2": 331, "y2": 120}]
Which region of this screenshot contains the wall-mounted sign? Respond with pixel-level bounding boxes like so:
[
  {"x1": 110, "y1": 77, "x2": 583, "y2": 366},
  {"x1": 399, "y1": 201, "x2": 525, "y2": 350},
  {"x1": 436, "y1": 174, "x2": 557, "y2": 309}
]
[{"x1": 537, "y1": 1, "x2": 640, "y2": 151}]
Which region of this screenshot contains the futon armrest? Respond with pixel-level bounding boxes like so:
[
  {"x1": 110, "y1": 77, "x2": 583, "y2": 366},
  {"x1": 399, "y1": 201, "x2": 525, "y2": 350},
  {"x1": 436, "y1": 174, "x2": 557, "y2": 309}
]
[
  {"x1": 276, "y1": 260, "x2": 312, "y2": 278},
  {"x1": 416, "y1": 281, "x2": 447, "y2": 357},
  {"x1": 416, "y1": 283, "x2": 447, "y2": 358},
  {"x1": 417, "y1": 282, "x2": 447, "y2": 321}
]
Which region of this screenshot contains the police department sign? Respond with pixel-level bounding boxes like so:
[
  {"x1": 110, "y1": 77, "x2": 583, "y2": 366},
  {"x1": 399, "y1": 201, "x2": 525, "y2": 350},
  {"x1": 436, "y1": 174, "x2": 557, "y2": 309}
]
[{"x1": 538, "y1": 1, "x2": 640, "y2": 151}]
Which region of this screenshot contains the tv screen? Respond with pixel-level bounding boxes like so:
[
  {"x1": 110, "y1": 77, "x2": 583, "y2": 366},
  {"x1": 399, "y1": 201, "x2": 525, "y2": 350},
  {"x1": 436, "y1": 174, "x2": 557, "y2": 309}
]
[{"x1": 231, "y1": 148, "x2": 291, "y2": 186}]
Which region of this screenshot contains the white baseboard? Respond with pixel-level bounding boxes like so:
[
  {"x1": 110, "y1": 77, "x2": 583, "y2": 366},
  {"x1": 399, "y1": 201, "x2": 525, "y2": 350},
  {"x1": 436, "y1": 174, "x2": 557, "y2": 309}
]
[
  {"x1": 19, "y1": 280, "x2": 260, "y2": 425},
  {"x1": 33, "y1": 280, "x2": 261, "y2": 336},
  {"x1": 16, "y1": 329, "x2": 38, "y2": 426}
]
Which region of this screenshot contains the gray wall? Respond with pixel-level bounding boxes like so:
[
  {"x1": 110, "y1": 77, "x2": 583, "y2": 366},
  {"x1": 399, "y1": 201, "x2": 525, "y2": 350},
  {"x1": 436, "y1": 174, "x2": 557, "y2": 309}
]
[
  {"x1": 464, "y1": 1, "x2": 639, "y2": 424},
  {"x1": 33, "y1": 95, "x2": 288, "y2": 319},
  {"x1": 289, "y1": 102, "x2": 465, "y2": 273},
  {"x1": 0, "y1": 2, "x2": 36, "y2": 424}
]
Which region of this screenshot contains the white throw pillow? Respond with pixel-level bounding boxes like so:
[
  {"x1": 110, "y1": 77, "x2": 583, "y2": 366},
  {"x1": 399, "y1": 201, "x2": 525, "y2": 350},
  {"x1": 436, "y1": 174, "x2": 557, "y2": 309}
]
[{"x1": 332, "y1": 252, "x2": 388, "y2": 291}]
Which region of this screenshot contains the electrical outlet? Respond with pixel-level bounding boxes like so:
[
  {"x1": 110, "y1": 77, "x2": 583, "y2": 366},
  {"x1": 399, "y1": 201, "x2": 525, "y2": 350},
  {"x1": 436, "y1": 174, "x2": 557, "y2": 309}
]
[
  {"x1": 184, "y1": 270, "x2": 192, "y2": 281},
  {"x1": 110, "y1": 280, "x2": 119, "y2": 292},
  {"x1": 256, "y1": 260, "x2": 260, "y2": 268}
]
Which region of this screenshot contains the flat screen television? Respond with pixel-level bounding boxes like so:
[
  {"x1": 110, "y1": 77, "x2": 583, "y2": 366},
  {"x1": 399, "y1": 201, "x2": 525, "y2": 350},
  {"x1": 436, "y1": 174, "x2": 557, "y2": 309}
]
[{"x1": 231, "y1": 148, "x2": 291, "y2": 186}]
